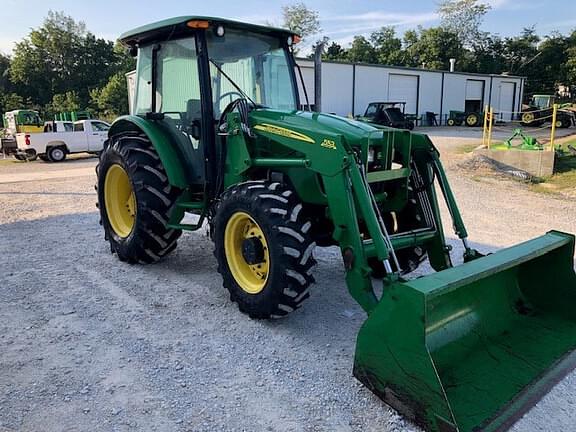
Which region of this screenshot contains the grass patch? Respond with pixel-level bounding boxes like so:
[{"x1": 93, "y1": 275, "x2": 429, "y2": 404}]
[
  {"x1": 556, "y1": 139, "x2": 576, "y2": 155},
  {"x1": 0, "y1": 158, "x2": 16, "y2": 166},
  {"x1": 456, "y1": 143, "x2": 480, "y2": 154},
  {"x1": 531, "y1": 154, "x2": 576, "y2": 194}
]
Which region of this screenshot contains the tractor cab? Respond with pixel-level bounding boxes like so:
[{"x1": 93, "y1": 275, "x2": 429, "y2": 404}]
[
  {"x1": 530, "y1": 94, "x2": 555, "y2": 110},
  {"x1": 2, "y1": 110, "x2": 44, "y2": 136},
  {"x1": 121, "y1": 17, "x2": 299, "y2": 188}
]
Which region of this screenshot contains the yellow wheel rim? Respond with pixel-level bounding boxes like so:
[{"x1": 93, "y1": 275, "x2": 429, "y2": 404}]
[
  {"x1": 104, "y1": 164, "x2": 137, "y2": 238},
  {"x1": 224, "y1": 212, "x2": 270, "y2": 294},
  {"x1": 466, "y1": 115, "x2": 477, "y2": 125},
  {"x1": 556, "y1": 120, "x2": 562, "y2": 128},
  {"x1": 522, "y1": 112, "x2": 535, "y2": 123}
]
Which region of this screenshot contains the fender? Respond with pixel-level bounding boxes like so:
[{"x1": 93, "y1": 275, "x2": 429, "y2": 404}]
[{"x1": 108, "y1": 115, "x2": 191, "y2": 189}]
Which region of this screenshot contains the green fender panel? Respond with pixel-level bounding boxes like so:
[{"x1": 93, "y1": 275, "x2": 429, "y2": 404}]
[{"x1": 108, "y1": 115, "x2": 189, "y2": 189}]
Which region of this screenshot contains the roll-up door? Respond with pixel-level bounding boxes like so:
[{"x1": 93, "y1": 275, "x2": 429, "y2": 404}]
[{"x1": 388, "y1": 74, "x2": 418, "y2": 114}]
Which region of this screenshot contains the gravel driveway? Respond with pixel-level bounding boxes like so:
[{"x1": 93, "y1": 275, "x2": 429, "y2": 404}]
[{"x1": 1, "y1": 137, "x2": 575, "y2": 432}]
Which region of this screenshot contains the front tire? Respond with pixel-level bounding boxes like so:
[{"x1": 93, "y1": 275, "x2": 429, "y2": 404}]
[
  {"x1": 96, "y1": 134, "x2": 182, "y2": 263},
  {"x1": 213, "y1": 181, "x2": 316, "y2": 319}
]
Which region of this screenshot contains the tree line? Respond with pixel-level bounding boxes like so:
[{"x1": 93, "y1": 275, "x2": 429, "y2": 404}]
[
  {"x1": 1, "y1": 3, "x2": 575, "y2": 122},
  {"x1": 0, "y1": 11, "x2": 135, "y2": 121}
]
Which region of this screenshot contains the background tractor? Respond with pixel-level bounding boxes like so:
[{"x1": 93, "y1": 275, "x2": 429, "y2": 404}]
[
  {"x1": 357, "y1": 101, "x2": 415, "y2": 130},
  {"x1": 96, "y1": 16, "x2": 576, "y2": 432},
  {"x1": 520, "y1": 94, "x2": 574, "y2": 128},
  {"x1": 446, "y1": 109, "x2": 483, "y2": 127}
]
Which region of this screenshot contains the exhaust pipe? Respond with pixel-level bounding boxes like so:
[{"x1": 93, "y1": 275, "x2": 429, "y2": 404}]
[{"x1": 314, "y1": 42, "x2": 325, "y2": 113}]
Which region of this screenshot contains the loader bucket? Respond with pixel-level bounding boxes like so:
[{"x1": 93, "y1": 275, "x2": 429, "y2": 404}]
[{"x1": 354, "y1": 231, "x2": 576, "y2": 432}]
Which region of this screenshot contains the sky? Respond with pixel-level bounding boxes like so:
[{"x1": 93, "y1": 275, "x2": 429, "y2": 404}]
[{"x1": 0, "y1": 0, "x2": 575, "y2": 55}]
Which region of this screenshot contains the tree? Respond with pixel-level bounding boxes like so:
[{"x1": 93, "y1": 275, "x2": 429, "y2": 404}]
[
  {"x1": 370, "y1": 27, "x2": 405, "y2": 65},
  {"x1": 0, "y1": 93, "x2": 25, "y2": 115},
  {"x1": 282, "y1": 2, "x2": 321, "y2": 48},
  {"x1": 438, "y1": 0, "x2": 491, "y2": 47},
  {"x1": 567, "y1": 30, "x2": 576, "y2": 96},
  {"x1": 10, "y1": 11, "x2": 118, "y2": 108},
  {"x1": 404, "y1": 27, "x2": 463, "y2": 70},
  {"x1": 468, "y1": 34, "x2": 507, "y2": 74},
  {"x1": 112, "y1": 42, "x2": 136, "y2": 75},
  {"x1": 532, "y1": 33, "x2": 570, "y2": 94},
  {"x1": 90, "y1": 72, "x2": 129, "y2": 118},
  {"x1": 347, "y1": 36, "x2": 377, "y2": 64},
  {"x1": 0, "y1": 53, "x2": 11, "y2": 93},
  {"x1": 47, "y1": 91, "x2": 81, "y2": 116},
  {"x1": 324, "y1": 42, "x2": 346, "y2": 61}
]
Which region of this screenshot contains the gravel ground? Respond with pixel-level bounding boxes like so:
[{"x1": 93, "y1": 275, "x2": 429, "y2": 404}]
[{"x1": 1, "y1": 134, "x2": 575, "y2": 432}]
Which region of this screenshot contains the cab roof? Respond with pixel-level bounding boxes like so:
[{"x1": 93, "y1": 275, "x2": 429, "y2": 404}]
[{"x1": 119, "y1": 16, "x2": 298, "y2": 47}]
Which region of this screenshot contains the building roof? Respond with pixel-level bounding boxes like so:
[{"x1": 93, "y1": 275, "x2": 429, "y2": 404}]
[
  {"x1": 296, "y1": 57, "x2": 526, "y2": 80},
  {"x1": 119, "y1": 16, "x2": 297, "y2": 46}
]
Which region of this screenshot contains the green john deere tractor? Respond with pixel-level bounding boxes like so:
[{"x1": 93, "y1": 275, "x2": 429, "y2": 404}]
[
  {"x1": 97, "y1": 17, "x2": 576, "y2": 432},
  {"x1": 520, "y1": 94, "x2": 574, "y2": 128}
]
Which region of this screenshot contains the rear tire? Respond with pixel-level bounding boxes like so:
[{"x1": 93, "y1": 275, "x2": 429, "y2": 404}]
[
  {"x1": 96, "y1": 134, "x2": 182, "y2": 264},
  {"x1": 47, "y1": 146, "x2": 66, "y2": 162},
  {"x1": 465, "y1": 112, "x2": 480, "y2": 127},
  {"x1": 213, "y1": 181, "x2": 316, "y2": 319}
]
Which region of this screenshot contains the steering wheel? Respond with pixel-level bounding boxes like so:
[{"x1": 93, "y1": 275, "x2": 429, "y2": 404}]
[{"x1": 217, "y1": 91, "x2": 244, "y2": 107}]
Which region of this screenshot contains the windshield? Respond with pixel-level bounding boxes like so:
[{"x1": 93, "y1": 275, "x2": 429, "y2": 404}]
[
  {"x1": 19, "y1": 111, "x2": 41, "y2": 126},
  {"x1": 532, "y1": 96, "x2": 551, "y2": 109},
  {"x1": 206, "y1": 29, "x2": 297, "y2": 116}
]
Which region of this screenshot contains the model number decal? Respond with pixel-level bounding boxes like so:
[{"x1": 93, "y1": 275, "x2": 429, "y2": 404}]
[{"x1": 321, "y1": 139, "x2": 337, "y2": 150}]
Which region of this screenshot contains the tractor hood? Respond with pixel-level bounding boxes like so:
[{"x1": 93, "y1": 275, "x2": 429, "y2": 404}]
[{"x1": 249, "y1": 109, "x2": 387, "y2": 148}]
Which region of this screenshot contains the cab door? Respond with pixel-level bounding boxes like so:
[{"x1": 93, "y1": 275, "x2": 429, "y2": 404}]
[{"x1": 151, "y1": 37, "x2": 206, "y2": 185}]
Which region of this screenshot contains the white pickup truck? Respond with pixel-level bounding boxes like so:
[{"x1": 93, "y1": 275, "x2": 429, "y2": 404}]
[{"x1": 15, "y1": 119, "x2": 110, "y2": 162}]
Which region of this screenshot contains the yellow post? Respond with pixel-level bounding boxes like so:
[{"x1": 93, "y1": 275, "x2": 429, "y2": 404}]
[
  {"x1": 487, "y1": 107, "x2": 494, "y2": 149},
  {"x1": 550, "y1": 103, "x2": 558, "y2": 151},
  {"x1": 482, "y1": 105, "x2": 488, "y2": 147}
]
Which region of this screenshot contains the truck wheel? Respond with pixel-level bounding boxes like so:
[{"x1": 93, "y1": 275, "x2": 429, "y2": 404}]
[
  {"x1": 39, "y1": 154, "x2": 49, "y2": 162},
  {"x1": 47, "y1": 146, "x2": 66, "y2": 162},
  {"x1": 25, "y1": 150, "x2": 38, "y2": 161},
  {"x1": 96, "y1": 134, "x2": 182, "y2": 264},
  {"x1": 213, "y1": 181, "x2": 316, "y2": 319}
]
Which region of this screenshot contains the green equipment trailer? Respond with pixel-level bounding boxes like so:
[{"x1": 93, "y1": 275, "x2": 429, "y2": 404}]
[
  {"x1": 54, "y1": 111, "x2": 92, "y2": 122},
  {"x1": 96, "y1": 16, "x2": 576, "y2": 432}
]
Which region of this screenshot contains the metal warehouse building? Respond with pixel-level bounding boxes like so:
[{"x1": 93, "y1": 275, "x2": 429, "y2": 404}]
[{"x1": 295, "y1": 59, "x2": 525, "y2": 123}]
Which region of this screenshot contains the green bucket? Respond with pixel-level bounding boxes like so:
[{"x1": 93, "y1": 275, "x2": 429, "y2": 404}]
[{"x1": 354, "y1": 231, "x2": 576, "y2": 432}]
